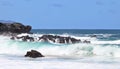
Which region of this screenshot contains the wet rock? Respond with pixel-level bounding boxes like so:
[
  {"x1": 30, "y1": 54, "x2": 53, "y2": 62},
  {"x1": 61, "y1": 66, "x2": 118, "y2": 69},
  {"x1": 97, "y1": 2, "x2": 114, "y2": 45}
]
[
  {"x1": 10, "y1": 36, "x2": 15, "y2": 40},
  {"x1": 22, "y1": 36, "x2": 34, "y2": 41},
  {"x1": 83, "y1": 40, "x2": 91, "y2": 43},
  {"x1": 70, "y1": 38, "x2": 80, "y2": 43},
  {"x1": 25, "y1": 50, "x2": 44, "y2": 58},
  {"x1": 65, "y1": 37, "x2": 71, "y2": 43},
  {"x1": 90, "y1": 35, "x2": 97, "y2": 37},
  {"x1": 59, "y1": 37, "x2": 65, "y2": 43},
  {"x1": 11, "y1": 34, "x2": 88, "y2": 44}
]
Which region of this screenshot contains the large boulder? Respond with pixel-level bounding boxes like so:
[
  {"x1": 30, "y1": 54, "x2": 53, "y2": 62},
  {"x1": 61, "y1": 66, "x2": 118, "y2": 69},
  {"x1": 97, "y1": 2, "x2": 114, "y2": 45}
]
[
  {"x1": 0, "y1": 20, "x2": 32, "y2": 35},
  {"x1": 25, "y1": 50, "x2": 44, "y2": 58}
]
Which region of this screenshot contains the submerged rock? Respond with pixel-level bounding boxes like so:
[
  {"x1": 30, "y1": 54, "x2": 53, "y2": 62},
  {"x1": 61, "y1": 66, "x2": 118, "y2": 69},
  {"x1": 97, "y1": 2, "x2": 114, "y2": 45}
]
[
  {"x1": 25, "y1": 50, "x2": 44, "y2": 58},
  {"x1": 90, "y1": 35, "x2": 97, "y2": 37},
  {"x1": 83, "y1": 40, "x2": 91, "y2": 43}
]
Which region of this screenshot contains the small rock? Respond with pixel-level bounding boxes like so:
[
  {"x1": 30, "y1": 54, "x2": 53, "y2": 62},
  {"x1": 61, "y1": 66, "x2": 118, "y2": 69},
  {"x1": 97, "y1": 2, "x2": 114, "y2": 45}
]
[{"x1": 25, "y1": 50, "x2": 44, "y2": 58}]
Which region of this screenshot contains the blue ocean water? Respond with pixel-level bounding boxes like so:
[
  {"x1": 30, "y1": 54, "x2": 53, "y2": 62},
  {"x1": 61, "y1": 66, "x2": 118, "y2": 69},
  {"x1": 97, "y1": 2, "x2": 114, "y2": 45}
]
[
  {"x1": 32, "y1": 29, "x2": 120, "y2": 34},
  {"x1": 0, "y1": 29, "x2": 120, "y2": 69},
  {"x1": 31, "y1": 29, "x2": 120, "y2": 40}
]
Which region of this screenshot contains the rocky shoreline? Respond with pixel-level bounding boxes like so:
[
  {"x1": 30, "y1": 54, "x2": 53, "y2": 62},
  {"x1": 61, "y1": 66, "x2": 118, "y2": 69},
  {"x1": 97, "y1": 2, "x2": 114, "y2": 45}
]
[
  {"x1": 0, "y1": 20, "x2": 91, "y2": 58},
  {"x1": 0, "y1": 20, "x2": 91, "y2": 44},
  {"x1": 10, "y1": 34, "x2": 91, "y2": 44}
]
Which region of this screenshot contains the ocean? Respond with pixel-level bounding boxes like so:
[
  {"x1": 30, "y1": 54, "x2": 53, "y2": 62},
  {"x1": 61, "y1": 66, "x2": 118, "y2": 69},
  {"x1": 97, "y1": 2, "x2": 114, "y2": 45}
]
[{"x1": 0, "y1": 29, "x2": 120, "y2": 69}]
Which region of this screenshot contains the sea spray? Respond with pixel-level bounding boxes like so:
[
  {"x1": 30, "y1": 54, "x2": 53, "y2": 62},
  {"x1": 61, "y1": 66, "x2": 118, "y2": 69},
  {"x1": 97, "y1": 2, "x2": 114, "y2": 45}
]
[
  {"x1": 0, "y1": 34, "x2": 120, "y2": 58},
  {"x1": 0, "y1": 29, "x2": 120, "y2": 69}
]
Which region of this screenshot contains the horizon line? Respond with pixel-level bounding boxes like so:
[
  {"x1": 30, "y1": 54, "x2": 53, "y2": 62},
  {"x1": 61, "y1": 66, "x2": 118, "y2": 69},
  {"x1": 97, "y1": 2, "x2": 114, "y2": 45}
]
[{"x1": 32, "y1": 29, "x2": 120, "y2": 30}]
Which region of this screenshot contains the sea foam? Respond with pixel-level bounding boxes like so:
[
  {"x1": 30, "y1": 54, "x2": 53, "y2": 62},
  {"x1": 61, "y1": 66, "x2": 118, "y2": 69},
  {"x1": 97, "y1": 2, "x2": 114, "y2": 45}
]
[{"x1": 0, "y1": 34, "x2": 120, "y2": 58}]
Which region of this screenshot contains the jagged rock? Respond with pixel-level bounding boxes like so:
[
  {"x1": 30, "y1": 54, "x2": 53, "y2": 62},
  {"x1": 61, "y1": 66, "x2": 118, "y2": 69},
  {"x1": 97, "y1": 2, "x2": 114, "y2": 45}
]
[
  {"x1": 11, "y1": 34, "x2": 83, "y2": 44},
  {"x1": 0, "y1": 21, "x2": 32, "y2": 35},
  {"x1": 83, "y1": 40, "x2": 91, "y2": 43},
  {"x1": 59, "y1": 37, "x2": 65, "y2": 43},
  {"x1": 25, "y1": 50, "x2": 44, "y2": 58}
]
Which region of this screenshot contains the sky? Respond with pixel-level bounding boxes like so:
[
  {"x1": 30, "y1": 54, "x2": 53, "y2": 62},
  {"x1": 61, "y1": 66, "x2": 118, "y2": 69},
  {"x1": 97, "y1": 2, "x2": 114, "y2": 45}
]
[{"x1": 0, "y1": 0, "x2": 120, "y2": 29}]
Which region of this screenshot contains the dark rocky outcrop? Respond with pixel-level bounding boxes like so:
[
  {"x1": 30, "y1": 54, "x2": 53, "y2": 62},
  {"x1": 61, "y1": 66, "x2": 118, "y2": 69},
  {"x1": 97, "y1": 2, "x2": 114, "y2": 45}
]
[
  {"x1": 39, "y1": 35, "x2": 81, "y2": 44},
  {"x1": 10, "y1": 34, "x2": 89, "y2": 44},
  {"x1": 25, "y1": 50, "x2": 44, "y2": 58},
  {"x1": 0, "y1": 21, "x2": 32, "y2": 35}
]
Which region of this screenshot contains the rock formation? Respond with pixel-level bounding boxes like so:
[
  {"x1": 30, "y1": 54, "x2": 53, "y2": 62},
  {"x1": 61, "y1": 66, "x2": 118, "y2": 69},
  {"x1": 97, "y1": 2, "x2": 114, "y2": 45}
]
[
  {"x1": 10, "y1": 34, "x2": 90, "y2": 44},
  {"x1": 0, "y1": 20, "x2": 32, "y2": 35},
  {"x1": 0, "y1": 20, "x2": 91, "y2": 44},
  {"x1": 25, "y1": 50, "x2": 44, "y2": 58}
]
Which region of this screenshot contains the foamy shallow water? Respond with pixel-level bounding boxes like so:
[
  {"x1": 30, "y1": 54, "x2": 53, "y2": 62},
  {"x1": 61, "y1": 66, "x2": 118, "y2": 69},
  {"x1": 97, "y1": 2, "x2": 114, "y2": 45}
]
[
  {"x1": 1, "y1": 31, "x2": 120, "y2": 69},
  {"x1": 1, "y1": 54, "x2": 120, "y2": 69},
  {"x1": 0, "y1": 55, "x2": 120, "y2": 69}
]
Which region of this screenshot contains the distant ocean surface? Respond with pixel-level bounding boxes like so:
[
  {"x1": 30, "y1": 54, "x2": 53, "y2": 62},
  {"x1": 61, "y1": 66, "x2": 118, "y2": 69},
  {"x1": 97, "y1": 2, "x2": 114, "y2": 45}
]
[{"x1": 0, "y1": 29, "x2": 120, "y2": 69}]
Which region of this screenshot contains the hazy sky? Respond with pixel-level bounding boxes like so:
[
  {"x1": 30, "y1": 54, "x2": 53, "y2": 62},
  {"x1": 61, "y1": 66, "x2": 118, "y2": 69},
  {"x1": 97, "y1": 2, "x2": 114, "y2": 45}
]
[{"x1": 0, "y1": 0, "x2": 120, "y2": 29}]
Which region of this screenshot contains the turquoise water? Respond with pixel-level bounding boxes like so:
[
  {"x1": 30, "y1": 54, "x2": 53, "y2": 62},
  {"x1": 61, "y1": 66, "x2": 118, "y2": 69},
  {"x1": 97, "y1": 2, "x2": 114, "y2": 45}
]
[{"x1": 0, "y1": 29, "x2": 120, "y2": 69}]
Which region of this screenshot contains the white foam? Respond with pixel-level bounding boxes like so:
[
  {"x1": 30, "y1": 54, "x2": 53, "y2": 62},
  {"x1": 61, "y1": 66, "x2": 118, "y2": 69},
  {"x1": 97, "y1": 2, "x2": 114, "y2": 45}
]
[
  {"x1": 1, "y1": 35, "x2": 120, "y2": 69},
  {"x1": 33, "y1": 43, "x2": 120, "y2": 58},
  {"x1": 17, "y1": 33, "x2": 30, "y2": 37},
  {"x1": 1, "y1": 35, "x2": 120, "y2": 58},
  {"x1": 91, "y1": 40, "x2": 120, "y2": 44},
  {"x1": 0, "y1": 56, "x2": 120, "y2": 69}
]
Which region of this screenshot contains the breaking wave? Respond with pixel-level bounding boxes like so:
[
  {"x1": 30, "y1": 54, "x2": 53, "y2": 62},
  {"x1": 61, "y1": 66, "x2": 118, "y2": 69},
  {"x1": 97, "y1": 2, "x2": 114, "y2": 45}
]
[{"x1": 0, "y1": 33, "x2": 120, "y2": 58}]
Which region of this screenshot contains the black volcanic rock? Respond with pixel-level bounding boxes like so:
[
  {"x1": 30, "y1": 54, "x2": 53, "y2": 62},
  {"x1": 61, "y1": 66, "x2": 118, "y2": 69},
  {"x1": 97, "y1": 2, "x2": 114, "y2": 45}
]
[
  {"x1": 25, "y1": 50, "x2": 44, "y2": 58},
  {"x1": 0, "y1": 20, "x2": 32, "y2": 35},
  {"x1": 11, "y1": 34, "x2": 84, "y2": 44}
]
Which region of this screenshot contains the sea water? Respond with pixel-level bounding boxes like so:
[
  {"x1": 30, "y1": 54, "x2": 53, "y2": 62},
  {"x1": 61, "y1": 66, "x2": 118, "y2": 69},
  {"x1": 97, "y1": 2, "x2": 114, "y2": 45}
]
[{"x1": 0, "y1": 29, "x2": 120, "y2": 69}]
